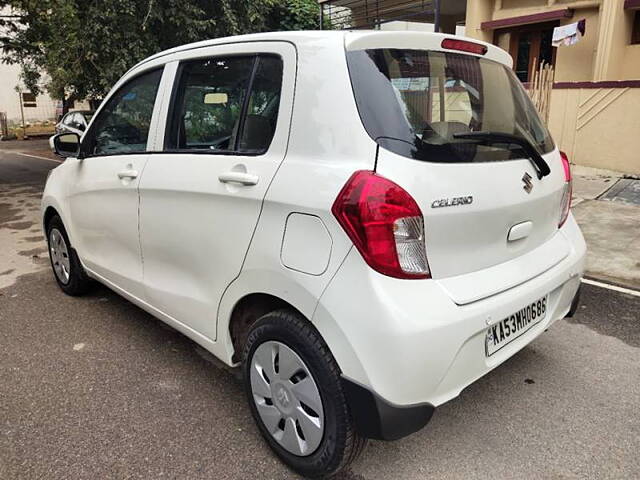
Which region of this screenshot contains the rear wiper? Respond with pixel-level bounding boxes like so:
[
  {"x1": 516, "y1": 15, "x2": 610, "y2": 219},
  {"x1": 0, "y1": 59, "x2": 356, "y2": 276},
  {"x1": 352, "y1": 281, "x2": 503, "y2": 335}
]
[{"x1": 452, "y1": 131, "x2": 551, "y2": 179}]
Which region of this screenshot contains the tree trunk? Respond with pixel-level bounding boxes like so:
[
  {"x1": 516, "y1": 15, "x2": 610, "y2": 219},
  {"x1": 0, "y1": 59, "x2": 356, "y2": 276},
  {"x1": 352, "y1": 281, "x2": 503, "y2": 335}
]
[{"x1": 62, "y1": 96, "x2": 75, "y2": 115}]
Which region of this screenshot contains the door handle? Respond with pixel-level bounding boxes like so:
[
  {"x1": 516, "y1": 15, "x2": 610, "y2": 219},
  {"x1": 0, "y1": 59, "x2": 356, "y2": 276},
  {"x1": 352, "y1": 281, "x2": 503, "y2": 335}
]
[
  {"x1": 117, "y1": 169, "x2": 139, "y2": 180},
  {"x1": 218, "y1": 171, "x2": 259, "y2": 186}
]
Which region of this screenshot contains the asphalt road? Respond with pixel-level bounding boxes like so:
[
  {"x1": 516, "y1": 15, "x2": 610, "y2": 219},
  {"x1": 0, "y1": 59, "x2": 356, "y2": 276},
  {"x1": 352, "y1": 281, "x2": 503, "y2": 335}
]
[{"x1": 1, "y1": 146, "x2": 639, "y2": 480}]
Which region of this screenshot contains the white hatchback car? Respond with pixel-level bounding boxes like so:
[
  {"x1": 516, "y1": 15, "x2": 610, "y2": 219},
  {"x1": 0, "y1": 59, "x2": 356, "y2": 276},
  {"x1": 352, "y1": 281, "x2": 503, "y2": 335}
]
[{"x1": 44, "y1": 31, "x2": 585, "y2": 478}]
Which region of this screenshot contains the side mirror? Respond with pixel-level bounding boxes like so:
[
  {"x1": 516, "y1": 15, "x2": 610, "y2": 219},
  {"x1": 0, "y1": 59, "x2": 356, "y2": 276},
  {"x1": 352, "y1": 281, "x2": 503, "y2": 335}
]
[{"x1": 50, "y1": 132, "x2": 80, "y2": 158}]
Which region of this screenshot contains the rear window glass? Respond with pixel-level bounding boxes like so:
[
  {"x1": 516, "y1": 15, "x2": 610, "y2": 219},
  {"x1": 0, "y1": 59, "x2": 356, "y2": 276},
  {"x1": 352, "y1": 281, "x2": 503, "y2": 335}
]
[{"x1": 346, "y1": 49, "x2": 554, "y2": 163}]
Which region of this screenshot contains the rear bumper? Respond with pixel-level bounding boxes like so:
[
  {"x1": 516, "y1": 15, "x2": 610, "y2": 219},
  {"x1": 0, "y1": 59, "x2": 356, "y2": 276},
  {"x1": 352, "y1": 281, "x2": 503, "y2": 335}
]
[
  {"x1": 313, "y1": 215, "x2": 586, "y2": 437},
  {"x1": 341, "y1": 377, "x2": 435, "y2": 440},
  {"x1": 565, "y1": 284, "x2": 582, "y2": 318},
  {"x1": 340, "y1": 282, "x2": 583, "y2": 441}
]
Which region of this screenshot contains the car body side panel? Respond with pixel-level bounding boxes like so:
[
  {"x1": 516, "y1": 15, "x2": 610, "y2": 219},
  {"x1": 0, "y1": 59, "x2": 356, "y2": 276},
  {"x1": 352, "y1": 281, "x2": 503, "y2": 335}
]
[
  {"x1": 216, "y1": 34, "x2": 378, "y2": 363},
  {"x1": 138, "y1": 42, "x2": 297, "y2": 343},
  {"x1": 65, "y1": 153, "x2": 149, "y2": 297},
  {"x1": 41, "y1": 166, "x2": 72, "y2": 238}
]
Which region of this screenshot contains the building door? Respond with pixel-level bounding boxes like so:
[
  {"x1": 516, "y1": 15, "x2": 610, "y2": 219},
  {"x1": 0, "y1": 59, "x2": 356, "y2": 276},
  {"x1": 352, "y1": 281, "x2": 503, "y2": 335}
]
[{"x1": 494, "y1": 22, "x2": 557, "y2": 82}]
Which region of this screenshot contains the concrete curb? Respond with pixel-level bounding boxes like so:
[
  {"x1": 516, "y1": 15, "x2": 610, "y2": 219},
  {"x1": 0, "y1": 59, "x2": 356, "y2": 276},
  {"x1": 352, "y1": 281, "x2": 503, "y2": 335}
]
[{"x1": 584, "y1": 274, "x2": 640, "y2": 293}]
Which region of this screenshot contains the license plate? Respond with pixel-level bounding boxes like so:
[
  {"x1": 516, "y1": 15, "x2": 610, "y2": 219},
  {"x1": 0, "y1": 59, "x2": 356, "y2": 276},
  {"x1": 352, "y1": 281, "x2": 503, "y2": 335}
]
[{"x1": 485, "y1": 295, "x2": 548, "y2": 356}]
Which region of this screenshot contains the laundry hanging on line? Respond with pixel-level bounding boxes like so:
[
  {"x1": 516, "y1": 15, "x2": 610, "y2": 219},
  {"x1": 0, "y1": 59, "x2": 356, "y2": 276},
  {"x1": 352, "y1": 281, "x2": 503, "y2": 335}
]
[{"x1": 552, "y1": 19, "x2": 586, "y2": 47}]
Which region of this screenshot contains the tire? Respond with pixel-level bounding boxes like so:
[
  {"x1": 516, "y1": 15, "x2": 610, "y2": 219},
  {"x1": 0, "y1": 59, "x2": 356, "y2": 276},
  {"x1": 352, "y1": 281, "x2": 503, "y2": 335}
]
[
  {"x1": 243, "y1": 309, "x2": 367, "y2": 478},
  {"x1": 46, "y1": 215, "x2": 92, "y2": 296}
]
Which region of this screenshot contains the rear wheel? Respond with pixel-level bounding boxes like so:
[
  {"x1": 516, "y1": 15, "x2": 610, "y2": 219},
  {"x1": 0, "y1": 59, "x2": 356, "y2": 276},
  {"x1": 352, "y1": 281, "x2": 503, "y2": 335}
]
[
  {"x1": 46, "y1": 215, "x2": 92, "y2": 296},
  {"x1": 243, "y1": 310, "x2": 366, "y2": 478}
]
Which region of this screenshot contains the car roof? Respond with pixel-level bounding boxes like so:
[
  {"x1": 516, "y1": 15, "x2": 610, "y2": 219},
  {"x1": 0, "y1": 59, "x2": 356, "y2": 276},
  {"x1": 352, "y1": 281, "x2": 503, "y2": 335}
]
[
  {"x1": 129, "y1": 30, "x2": 510, "y2": 73},
  {"x1": 131, "y1": 31, "x2": 342, "y2": 70}
]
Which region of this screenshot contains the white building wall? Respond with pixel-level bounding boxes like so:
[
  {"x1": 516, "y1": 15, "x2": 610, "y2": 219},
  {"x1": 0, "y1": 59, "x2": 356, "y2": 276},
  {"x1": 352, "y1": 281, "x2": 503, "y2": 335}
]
[
  {"x1": 0, "y1": 6, "x2": 62, "y2": 125},
  {"x1": 0, "y1": 61, "x2": 59, "y2": 124}
]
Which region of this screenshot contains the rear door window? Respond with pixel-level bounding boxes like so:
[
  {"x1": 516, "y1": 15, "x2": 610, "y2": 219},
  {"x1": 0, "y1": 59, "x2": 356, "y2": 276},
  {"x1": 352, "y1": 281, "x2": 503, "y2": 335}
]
[
  {"x1": 238, "y1": 56, "x2": 283, "y2": 153},
  {"x1": 165, "y1": 55, "x2": 283, "y2": 154},
  {"x1": 346, "y1": 49, "x2": 554, "y2": 164},
  {"x1": 165, "y1": 57, "x2": 254, "y2": 152}
]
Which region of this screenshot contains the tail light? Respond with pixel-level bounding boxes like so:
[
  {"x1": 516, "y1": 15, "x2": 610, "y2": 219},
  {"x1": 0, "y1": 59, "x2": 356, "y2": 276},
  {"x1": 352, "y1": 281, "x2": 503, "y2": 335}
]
[
  {"x1": 559, "y1": 151, "x2": 572, "y2": 228},
  {"x1": 332, "y1": 171, "x2": 430, "y2": 279}
]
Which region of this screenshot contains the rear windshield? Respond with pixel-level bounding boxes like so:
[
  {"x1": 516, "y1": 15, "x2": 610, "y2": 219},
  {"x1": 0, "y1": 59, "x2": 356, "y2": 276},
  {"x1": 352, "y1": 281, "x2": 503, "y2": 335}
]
[{"x1": 346, "y1": 49, "x2": 554, "y2": 163}]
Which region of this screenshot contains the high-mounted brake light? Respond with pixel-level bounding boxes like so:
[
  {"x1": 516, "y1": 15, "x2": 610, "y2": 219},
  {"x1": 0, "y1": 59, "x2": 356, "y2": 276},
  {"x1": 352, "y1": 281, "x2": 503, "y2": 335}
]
[
  {"x1": 332, "y1": 171, "x2": 430, "y2": 279},
  {"x1": 559, "y1": 151, "x2": 572, "y2": 228},
  {"x1": 441, "y1": 38, "x2": 488, "y2": 55}
]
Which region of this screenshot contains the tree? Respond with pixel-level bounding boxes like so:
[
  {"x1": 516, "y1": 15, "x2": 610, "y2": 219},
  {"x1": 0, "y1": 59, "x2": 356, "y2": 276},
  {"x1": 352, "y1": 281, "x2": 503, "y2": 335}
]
[
  {"x1": 266, "y1": 0, "x2": 323, "y2": 32},
  {"x1": 0, "y1": 0, "x2": 322, "y2": 106}
]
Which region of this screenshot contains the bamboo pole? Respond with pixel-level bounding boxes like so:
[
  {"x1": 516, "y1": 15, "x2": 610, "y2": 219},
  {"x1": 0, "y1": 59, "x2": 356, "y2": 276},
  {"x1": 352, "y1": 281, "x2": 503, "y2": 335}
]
[{"x1": 527, "y1": 59, "x2": 554, "y2": 125}]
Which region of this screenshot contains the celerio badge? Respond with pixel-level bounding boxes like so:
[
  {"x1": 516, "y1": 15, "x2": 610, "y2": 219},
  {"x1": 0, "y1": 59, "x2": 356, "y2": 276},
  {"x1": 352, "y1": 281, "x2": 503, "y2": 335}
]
[
  {"x1": 431, "y1": 196, "x2": 473, "y2": 208},
  {"x1": 522, "y1": 172, "x2": 534, "y2": 193}
]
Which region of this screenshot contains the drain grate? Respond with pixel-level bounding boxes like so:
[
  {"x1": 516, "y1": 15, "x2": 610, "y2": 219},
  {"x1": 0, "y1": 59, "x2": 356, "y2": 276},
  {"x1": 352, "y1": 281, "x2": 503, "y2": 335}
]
[{"x1": 599, "y1": 179, "x2": 640, "y2": 206}]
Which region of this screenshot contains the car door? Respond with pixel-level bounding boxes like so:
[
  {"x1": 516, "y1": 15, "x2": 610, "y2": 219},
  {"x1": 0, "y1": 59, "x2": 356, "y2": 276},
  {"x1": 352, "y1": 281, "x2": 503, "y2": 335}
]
[
  {"x1": 138, "y1": 42, "x2": 295, "y2": 341},
  {"x1": 65, "y1": 67, "x2": 165, "y2": 298}
]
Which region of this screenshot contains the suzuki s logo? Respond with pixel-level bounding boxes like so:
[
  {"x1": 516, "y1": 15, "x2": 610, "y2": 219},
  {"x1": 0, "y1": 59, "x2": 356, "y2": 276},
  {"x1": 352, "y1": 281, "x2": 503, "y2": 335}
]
[
  {"x1": 522, "y1": 172, "x2": 534, "y2": 193},
  {"x1": 276, "y1": 387, "x2": 290, "y2": 408}
]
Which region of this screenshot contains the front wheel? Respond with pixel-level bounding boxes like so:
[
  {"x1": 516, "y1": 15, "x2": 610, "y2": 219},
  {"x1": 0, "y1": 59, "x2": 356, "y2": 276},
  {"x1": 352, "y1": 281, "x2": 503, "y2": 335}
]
[
  {"x1": 46, "y1": 215, "x2": 92, "y2": 296},
  {"x1": 243, "y1": 310, "x2": 366, "y2": 478}
]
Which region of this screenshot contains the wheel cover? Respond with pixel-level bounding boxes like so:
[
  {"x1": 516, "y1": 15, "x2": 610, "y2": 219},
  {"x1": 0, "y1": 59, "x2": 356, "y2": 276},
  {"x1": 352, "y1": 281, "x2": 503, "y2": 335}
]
[
  {"x1": 250, "y1": 341, "x2": 325, "y2": 456},
  {"x1": 49, "y1": 228, "x2": 71, "y2": 285}
]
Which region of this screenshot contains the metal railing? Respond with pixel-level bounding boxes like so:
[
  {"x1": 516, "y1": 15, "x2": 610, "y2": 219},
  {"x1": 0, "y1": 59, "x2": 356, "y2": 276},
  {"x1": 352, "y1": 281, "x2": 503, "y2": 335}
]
[{"x1": 320, "y1": 0, "x2": 440, "y2": 30}]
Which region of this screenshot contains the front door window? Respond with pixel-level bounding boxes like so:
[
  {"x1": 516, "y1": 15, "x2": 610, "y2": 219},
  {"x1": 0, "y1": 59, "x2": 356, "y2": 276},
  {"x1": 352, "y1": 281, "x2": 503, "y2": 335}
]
[{"x1": 82, "y1": 69, "x2": 162, "y2": 156}]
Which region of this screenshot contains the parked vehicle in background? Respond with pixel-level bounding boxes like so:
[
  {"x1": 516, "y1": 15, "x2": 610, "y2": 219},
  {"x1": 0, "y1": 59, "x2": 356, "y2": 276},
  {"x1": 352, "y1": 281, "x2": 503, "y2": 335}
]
[
  {"x1": 55, "y1": 110, "x2": 94, "y2": 135},
  {"x1": 42, "y1": 31, "x2": 585, "y2": 478}
]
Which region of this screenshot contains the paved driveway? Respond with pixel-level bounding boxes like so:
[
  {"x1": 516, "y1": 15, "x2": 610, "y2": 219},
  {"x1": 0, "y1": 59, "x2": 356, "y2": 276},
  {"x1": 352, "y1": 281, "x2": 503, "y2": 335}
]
[{"x1": 1, "y1": 149, "x2": 639, "y2": 479}]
